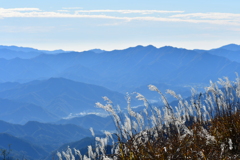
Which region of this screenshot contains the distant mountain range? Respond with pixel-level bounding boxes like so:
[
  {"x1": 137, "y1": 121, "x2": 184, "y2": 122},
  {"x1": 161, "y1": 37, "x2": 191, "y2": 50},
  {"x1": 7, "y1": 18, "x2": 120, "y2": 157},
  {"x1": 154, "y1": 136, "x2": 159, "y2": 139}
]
[
  {"x1": 0, "y1": 45, "x2": 105, "y2": 60},
  {"x1": 0, "y1": 44, "x2": 240, "y2": 92},
  {"x1": 217, "y1": 44, "x2": 240, "y2": 51},
  {"x1": 0, "y1": 45, "x2": 69, "y2": 59},
  {"x1": 0, "y1": 98, "x2": 58, "y2": 124},
  {"x1": 0, "y1": 44, "x2": 240, "y2": 122},
  {"x1": 194, "y1": 44, "x2": 240, "y2": 63},
  {"x1": 0, "y1": 112, "x2": 118, "y2": 160},
  {"x1": 0, "y1": 133, "x2": 48, "y2": 160},
  {"x1": 0, "y1": 78, "x2": 126, "y2": 121},
  {"x1": 0, "y1": 120, "x2": 102, "y2": 158},
  {"x1": 0, "y1": 43, "x2": 240, "y2": 159}
]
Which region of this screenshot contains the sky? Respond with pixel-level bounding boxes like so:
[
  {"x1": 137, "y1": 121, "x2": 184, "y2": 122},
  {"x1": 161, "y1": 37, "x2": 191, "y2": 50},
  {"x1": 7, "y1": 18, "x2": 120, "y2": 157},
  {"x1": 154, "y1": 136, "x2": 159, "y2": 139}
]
[{"x1": 0, "y1": 0, "x2": 240, "y2": 51}]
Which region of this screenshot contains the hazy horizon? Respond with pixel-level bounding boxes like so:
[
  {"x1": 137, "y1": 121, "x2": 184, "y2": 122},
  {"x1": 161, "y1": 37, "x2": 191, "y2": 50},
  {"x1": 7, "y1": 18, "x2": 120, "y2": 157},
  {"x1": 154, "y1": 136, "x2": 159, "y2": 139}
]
[
  {"x1": 1, "y1": 43, "x2": 240, "y2": 53},
  {"x1": 1, "y1": 0, "x2": 240, "y2": 51}
]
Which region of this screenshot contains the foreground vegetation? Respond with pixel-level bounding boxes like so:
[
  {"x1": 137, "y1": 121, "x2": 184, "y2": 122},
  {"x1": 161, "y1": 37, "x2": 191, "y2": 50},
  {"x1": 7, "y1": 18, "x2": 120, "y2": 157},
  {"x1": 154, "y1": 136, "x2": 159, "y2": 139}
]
[{"x1": 58, "y1": 76, "x2": 240, "y2": 160}]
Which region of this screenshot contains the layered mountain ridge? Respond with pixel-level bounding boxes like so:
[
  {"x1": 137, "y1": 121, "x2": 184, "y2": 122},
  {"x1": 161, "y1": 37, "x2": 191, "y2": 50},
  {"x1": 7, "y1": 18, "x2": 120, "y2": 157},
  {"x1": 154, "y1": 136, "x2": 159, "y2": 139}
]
[
  {"x1": 0, "y1": 44, "x2": 239, "y2": 90},
  {"x1": 0, "y1": 43, "x2": 240, "y2": 159}
]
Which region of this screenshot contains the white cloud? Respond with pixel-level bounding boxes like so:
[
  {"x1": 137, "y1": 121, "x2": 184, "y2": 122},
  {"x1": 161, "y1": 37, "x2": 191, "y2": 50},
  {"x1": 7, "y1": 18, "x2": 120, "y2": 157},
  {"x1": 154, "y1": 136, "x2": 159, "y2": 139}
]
[
  {"x1": 0, "y1": 8, "x2": 40, "y2": 11},
  {"x1": 0, "y1": 8, "x2": 126, "y2": 19},
  {"x1": 75, "y1": 10, "x2": 184, "y2": 14},
  {"x1": 0, "y1": 8, "x2": 183, "y2": 18},
  {"x1": 132, "y1": 16, "x2": 240, "y2": 26},
  {"x1": 0, "y1": 8, "x2": 240, "y2": 26},
  {"x1": 62, "y1": 7, "x2": 83, "y2": 10},
  {"x1": 63, "y1": 111, "x2": 108, "y2": 119},
  {"x1": 171, "y1": 12, "x2": 240, "y2": 20}
]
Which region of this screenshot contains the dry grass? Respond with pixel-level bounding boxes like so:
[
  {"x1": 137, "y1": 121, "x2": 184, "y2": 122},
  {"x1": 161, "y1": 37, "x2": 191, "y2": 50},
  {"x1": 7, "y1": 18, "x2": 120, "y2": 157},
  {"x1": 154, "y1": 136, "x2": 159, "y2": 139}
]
[{"x1": 58, "y1": 76, "x2": 240, "y2": 160}]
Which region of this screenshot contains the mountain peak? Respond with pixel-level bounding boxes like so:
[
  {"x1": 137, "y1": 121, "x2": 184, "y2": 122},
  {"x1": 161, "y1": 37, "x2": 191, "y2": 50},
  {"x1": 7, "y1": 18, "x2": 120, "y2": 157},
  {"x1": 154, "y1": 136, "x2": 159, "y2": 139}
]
[
  {"x1": 219, "y1": 44, "x2": 240, "y2": 51},
  {"x1": 88, "y1": 49, "x2": 105, "y2": 54},
  {"x1": 145, "y1": 45, "x2": 157, "y2": 49},
  {"x1": 160, "y1": 46, "x2": 175, "y2": 49},
  {"x1": 158, "y1": 46, "x2": 183, "y2": 51},
  {"x1": 127, "y1": 45, "x2": 156, "y2": 49}
]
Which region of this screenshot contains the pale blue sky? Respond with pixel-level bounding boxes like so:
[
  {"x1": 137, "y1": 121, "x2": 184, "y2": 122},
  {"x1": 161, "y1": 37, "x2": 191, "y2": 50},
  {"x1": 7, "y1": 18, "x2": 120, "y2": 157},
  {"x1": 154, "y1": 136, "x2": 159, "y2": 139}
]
[{"x1": 0, "y1": 0, "x2": 240, "y2": 51}]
